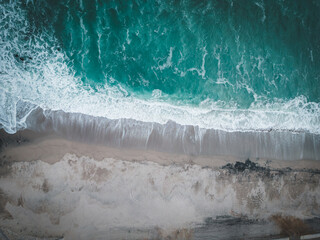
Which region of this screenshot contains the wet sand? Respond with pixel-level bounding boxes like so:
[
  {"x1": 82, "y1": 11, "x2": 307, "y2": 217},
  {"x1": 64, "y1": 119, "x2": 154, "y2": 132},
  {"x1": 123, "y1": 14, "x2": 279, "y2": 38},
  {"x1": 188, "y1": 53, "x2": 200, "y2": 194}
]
[
  {"x1": 0, "y1": 129, "x2": 320, "y2": 240},
  {"x1": 1, "y1": 129, "x2": 320, "y2": 171}
]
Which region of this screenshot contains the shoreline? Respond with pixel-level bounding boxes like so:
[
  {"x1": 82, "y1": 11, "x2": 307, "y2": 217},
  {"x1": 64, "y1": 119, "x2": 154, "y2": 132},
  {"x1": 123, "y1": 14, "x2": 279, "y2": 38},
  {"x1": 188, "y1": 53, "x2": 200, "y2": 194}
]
[
  {"x1": 1, "y1": 129, "x2": 320, "y2": 171},
  {"x1": 1, "y1": 129, "x2": 320, "y2": 239},
  {"x1": 1, "y1": 107, "x2": 319, "y2": 161}
]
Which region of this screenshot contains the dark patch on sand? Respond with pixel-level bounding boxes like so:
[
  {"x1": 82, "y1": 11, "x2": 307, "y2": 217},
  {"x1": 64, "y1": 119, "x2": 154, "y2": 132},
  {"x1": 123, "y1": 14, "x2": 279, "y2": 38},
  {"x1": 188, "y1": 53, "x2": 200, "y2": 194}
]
[
  {"x1": 271, "y1": 214, "x2": 310, "y2": 238},
  {"x1": 42, "y1": 179, "x2": 50, "y2": 193},
  {"x1": 222, "y1": 159, "x2": 268, "y2": 173},
  {"x1": 204, "y1": 215, "x2": 256, "y2": 225},
  {"x1": 0, "y1": 129, "x2": 29, "y2": 152},
  {"x1": 0, "y1": 190, "x2": 12, "y2": 220},
  {"x1": 0, "y1": 155, "x2": 12, "y2": 177},
  {"x1": 222, "y1": 159, "x2": 320, "y2": 177}
]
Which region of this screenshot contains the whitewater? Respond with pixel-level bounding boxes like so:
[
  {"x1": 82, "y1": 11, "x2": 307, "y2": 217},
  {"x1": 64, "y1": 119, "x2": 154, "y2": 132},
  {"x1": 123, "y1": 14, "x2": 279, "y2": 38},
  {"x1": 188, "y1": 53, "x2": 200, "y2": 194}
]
[
  {"x1": 1, "y1": 1, "x2": 320, "y2": 239},
  {"x1": 1, "y1": 0, "x2": 320, "y2": 135}
]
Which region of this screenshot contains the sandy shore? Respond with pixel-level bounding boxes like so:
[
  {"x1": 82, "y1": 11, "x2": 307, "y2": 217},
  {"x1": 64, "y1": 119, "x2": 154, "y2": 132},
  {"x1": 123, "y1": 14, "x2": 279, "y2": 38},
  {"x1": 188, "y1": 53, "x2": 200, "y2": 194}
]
[
  {"x1": 1, "y1": 129, "x2": 320, "y2": 171},
  {"x1": 1, "y1": 129, "x2": 320, "y2": 240}
]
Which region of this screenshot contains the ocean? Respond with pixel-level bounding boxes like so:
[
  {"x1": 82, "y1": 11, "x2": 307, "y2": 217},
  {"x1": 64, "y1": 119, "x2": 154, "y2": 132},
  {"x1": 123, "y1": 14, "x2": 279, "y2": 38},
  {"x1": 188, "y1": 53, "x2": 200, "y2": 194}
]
[
  {"x1": 1, "y1": 0, "x2": 320, "y2": 131},
  {"x1": 1, "y1": 0, "x2": 320, "y2": 239},
  {"x1": 1, "y1": 0, "x2": 320, "y2": 160}
]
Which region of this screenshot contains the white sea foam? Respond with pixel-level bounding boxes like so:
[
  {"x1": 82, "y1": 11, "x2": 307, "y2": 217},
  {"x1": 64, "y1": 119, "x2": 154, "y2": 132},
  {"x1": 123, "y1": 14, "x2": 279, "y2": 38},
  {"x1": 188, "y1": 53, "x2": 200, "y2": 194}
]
[
  {"x1": 0, "y1": 154, "x2": 319, "y2": 239},
  {"x1": 0, "y1": 1, "x2": 320, "y2": 135}
]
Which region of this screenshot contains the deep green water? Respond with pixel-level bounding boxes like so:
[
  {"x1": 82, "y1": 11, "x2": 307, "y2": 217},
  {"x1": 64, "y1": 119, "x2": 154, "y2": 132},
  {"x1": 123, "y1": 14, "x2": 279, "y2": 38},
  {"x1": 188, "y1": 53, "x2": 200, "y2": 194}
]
[
  {"x1": 27, "y1": 0, "x2": 320, "y2": 106},
  {"x1": 1, "y1": 0, "x2": 320, "y2": 133}
]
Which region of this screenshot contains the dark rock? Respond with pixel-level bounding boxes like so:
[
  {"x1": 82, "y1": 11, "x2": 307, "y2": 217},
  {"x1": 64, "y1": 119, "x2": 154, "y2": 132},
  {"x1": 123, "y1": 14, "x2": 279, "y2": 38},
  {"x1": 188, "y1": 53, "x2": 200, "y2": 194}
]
[
  {"x1": 222, "y1": 159, "x2": 267, "y2": 173},
  {"x1": 234, "y1": 161, "x2": 247, "y2": 172},
  {"x1": 221, "y1": 163, "x2": 233, "y2": 170}
]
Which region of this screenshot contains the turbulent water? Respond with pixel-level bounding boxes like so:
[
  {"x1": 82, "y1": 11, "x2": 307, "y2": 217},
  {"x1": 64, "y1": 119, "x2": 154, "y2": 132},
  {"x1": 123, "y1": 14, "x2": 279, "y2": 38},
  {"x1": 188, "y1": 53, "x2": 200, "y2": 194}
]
[
  {"x1": 1, "y1": 153, "x2": 320, "y2": 239},
  {"x1": 1, "y1": 2, "x2": 320, "y2": 238},
  {"x1": 0, "y1": 0, "x2": 320, "y2": 156}
]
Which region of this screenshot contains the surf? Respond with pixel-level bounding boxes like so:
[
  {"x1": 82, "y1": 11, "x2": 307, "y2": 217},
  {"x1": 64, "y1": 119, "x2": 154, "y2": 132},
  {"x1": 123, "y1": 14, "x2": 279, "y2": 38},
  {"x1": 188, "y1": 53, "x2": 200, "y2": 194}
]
[{"x1": 0, "y1": 0, "x2": 320, "y2": 160}]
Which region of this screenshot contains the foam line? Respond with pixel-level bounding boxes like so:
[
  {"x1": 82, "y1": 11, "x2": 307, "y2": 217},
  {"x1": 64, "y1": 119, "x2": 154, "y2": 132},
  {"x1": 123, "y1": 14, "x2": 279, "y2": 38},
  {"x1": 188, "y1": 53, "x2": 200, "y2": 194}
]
[
  {"x1": 22, "y1": 107, "x2": 320, "y2": 161},
  {"x1": 1, "y1": 1, "x2": 320, "y2": 137}
]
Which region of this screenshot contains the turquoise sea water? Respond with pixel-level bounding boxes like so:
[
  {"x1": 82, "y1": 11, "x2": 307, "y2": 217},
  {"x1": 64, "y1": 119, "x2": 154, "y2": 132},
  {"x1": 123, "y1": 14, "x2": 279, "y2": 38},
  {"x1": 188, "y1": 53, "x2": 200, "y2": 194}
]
[{"x1": 0, "y1": 0, "x2": 320, "y2": 133}]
